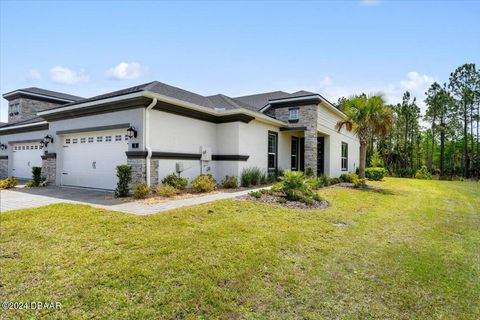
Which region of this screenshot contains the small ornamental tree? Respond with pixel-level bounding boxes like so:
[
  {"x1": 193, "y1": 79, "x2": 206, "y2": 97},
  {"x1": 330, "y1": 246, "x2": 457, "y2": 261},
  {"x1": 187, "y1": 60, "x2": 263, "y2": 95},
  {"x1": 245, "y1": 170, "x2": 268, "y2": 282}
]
[{"x1": 115, "y1": 164, "x2": 132, "y2": 197}]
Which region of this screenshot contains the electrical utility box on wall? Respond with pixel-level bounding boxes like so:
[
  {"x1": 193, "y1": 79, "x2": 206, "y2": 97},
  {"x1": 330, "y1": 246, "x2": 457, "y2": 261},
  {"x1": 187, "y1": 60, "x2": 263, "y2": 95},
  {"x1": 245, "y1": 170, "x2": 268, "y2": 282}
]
[
  {"x1": 175, "y1": 162, "x2": 184, "y2": 174},
  {"x1": 200, "y1": 146, "x2": 212, "y2": 161}
]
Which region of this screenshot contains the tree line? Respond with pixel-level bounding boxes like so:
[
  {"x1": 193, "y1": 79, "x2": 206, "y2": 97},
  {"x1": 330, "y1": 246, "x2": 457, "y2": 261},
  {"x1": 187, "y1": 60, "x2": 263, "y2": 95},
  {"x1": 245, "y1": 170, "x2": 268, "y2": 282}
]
[{"x1": 338, "y1": 63, "x2": 480, "y2": 180}]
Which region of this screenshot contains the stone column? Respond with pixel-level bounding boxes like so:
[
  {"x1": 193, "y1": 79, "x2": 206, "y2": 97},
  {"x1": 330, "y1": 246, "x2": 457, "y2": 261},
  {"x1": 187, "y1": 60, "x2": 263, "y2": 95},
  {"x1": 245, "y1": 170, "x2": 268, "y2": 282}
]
[
  {"x1": 0, "y1": 157, "x2": 8, "y2": 179},
  {"x1": 41, "y1": 153, "x2": 57, "y2": 185},
  {"x1": 150, "y1": 159, "x2": 159, "y2": 186},
  {"x1": 301, "y1": 105, "x2": 318, "y2": 176},
  {"x1": 127, "y1": 157, "x2": 146, "y2": 186}
]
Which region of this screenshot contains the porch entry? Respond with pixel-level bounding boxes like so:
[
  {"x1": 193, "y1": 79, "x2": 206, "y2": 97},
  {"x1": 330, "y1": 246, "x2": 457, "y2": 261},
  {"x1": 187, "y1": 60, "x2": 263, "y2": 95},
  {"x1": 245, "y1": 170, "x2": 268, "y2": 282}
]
[
  {"x1": 291, "y1": 137, "x2": 324, "y2": 175},
  {"x1": 317, "y1": 136, "x2": 324, "y2": 176}
]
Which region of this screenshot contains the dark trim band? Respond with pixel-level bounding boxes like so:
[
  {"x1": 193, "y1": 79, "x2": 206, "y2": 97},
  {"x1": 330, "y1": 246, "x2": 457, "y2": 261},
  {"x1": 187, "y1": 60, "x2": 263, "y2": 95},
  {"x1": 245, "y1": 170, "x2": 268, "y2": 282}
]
[
  {"x1": 41, "y1": 153, "x2": 56, "y2": 160},
  {"x1": 8, "y1": 138, "x2": 43, "y2": 145},
  {"x1": 0, "y1": 155, "x2": 8, "y2": 160},
  {"x1": 280, "y1": 126, "x2": 307, "y2": 132},
  {"x1": 56, "y1": 123, "x2": 130, "y2": 135},
  {"x1": 126, "y1": 151, "x2": 250, "y2": 161},
  {"x1": 0, "y1": 123, "x2": 49, "y2": 135}
]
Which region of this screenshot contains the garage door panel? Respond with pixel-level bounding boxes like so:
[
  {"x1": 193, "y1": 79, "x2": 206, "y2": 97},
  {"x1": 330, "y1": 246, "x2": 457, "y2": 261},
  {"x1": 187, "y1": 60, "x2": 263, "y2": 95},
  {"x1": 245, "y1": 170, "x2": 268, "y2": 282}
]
[
  {"x1": 61, "y1": 130, "x2": 128, "y2": 190},
  {"x1": 12, "y1": 143, "x2": 43, "y2": 179}
]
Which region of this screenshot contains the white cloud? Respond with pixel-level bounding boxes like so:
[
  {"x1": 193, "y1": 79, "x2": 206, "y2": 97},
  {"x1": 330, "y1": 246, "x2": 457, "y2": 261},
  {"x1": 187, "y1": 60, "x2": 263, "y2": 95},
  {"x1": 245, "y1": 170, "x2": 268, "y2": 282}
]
[
  {"x1": 315, "y1": 71, "x2": 435, "y2": 113},
  {"x1": 49, "y1": 66, "x2": 89, "y2": 85},
  {"x1": 360, "y1": 0, "x2": 381, "y2": 6},
  {"x1": 28, "y1": 69, "x2": 42, "y2": 81},
  {"x1": 320, "y1": 76, "x2": 333, "y2": 87},
  {"x1": 106, "y1": 62, "x2": 146, "y2": 80}
]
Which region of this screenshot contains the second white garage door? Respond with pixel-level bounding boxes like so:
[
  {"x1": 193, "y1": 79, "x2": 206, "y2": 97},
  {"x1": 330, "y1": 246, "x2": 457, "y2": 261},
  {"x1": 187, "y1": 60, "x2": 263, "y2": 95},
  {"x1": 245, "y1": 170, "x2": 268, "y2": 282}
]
[
  {"x1": 61, "y1": 129, "x2": 128, "y2": 190},
  {"x1": 12, "y1": 142, "x2": 43, "y2": 179}
]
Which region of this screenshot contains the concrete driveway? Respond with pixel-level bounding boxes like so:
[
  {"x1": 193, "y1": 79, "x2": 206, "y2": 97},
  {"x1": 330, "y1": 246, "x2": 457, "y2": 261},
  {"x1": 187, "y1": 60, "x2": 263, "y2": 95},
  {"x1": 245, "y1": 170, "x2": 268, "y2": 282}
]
[{"x1": 0, "y1": 185, "x2": 264, "y2": 215}]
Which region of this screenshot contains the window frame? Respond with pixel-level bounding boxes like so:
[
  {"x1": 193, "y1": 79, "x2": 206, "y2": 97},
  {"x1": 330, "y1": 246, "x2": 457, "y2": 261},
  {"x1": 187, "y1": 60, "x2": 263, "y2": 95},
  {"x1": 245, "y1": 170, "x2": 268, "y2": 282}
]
[
  {"x1": 341, "y1": 142, "x2": 348, "y2": 171},
  {"x1": 289, "y1": 108, "x2": 299, "y2": 121},
  {"x1": 267, "y1": 131, "x2": 278, "y2": 171},
  {"x1": 291, "y1": 136, "x2": 299, "y2": 171}
]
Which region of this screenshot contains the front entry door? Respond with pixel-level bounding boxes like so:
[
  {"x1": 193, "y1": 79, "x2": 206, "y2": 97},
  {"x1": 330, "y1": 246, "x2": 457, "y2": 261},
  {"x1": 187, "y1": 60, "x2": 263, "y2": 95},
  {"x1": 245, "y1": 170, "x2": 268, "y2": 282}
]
[
  {"x1": 299, "y1": 137, "x2": 305, "y2": 172},
  {"x1": 317, "y1": 137, "x2": 324, "y2": 176}
]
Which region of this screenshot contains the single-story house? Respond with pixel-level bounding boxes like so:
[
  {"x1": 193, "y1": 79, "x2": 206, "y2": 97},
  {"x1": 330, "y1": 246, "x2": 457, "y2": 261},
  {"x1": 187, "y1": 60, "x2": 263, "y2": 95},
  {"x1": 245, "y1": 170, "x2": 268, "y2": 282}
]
[{"x1": 0, "y1": 81, "x2": 359, "y2": 190}]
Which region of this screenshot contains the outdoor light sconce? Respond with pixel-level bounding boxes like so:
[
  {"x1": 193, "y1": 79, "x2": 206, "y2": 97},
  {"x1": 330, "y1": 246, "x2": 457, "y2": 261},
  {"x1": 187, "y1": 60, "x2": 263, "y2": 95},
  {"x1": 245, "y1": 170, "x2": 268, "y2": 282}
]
[
  {"x1": 43, "y1": 135, "x2": 54, "y2": 147},
  {"x1": 127, "y1": 126, "x2": 137, "y2": 139},
  {"x1": 39, "y1": 140, "x2": 45, "y2": 149},
  {"x1": 0, "y1": 143, "x2": 7, "y2": 150}
]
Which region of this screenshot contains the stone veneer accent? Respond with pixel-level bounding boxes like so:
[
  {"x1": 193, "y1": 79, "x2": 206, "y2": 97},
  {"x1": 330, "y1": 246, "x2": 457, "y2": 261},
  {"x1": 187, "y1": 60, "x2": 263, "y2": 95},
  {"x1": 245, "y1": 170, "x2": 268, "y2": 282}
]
[
  {"x1": 8, "y1": 98, "x2": 63, "y2": 123},
  {"x1": 41, "y1": 153, "x2": 57, "y2": 185},
  {"x1": 0, "y1": 158, "x2": 8, "y2": 179},
  {"x1": 150, "y1": 159, "x2": 159, "y2": 186},
  {"x1": 274, "y1": 104, "x2": 319, "y2": 175},
  {"x1": 127, "y1": 158, "x2": 146, "y2": 186}
]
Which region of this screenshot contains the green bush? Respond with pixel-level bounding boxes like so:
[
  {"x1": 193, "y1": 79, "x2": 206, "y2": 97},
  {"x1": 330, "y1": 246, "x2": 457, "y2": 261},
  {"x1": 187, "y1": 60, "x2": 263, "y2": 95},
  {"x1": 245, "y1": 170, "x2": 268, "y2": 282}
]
[
  {"x1": 365, "y1": 167, "x2": 387, "y2": 181},
  {"x1": 192, "y1": 174, "x2": 216, "y2": 193},
  {"x1": 415, "y1": 166, "x2": 432, "y2": 180},
  {"x1": 339, "y1": 172, "x2": 358, "y2": 183},
  {"x1": 330, "y1": 177, "x2": 341, "y2": 185},
  {"x1": 249, "y1": 190, "x2": 262, "y2": 198},
  {"x1": 32, "y1": 166, "x2": 44, "y2": 185},
  {"x1": 132, "y1": 183, "x2": 151, "y2": 199},
  {"x1": 161, "y1": 174, "x2": 188, "y2": 190},
  {"x1": 241, "y1": 167, "x2": 263, "y2": 187},
  {"x1": 155, "y1": 184, "x2": 180, "y2": 197},
  {"x1": 305, "y1": 167, "x2": 315, "y2": 178},
  {"x1": 312, "y1": 193, "x2": 323, "y2": 202},
  {"x1": 0, "y1": 177, "x2": 19, "y2": 189},
  {"x1": 221, "y1": 175, "x2": 238, "y2": 189},
  {"x1": 276, "y1": 197, "x2": 287, "y2": 204},
  {"x1": 318, "y1": 175, "x2": 331, "y2": 187},
  {"x1": 353, "y1": 178, "x2": 367, "y2": 188},
  {"x1": 279, "y1": 170, "x2": 313, "y2": 201},
  {"x1": 369, "y1": 148, "x2": 384, "y2": 167},
  {"x1": 115, "y1": 164, "x2": 132, "y2": 197}
]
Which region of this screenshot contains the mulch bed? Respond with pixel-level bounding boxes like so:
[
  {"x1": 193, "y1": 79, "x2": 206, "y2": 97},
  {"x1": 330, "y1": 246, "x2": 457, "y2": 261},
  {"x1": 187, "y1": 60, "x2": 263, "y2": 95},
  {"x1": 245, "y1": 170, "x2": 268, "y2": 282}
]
[
  {"x1": 235, "y1": 192, "x2": 329, "y2": 210},
  {"x1": 326, "y1": 182, "x2": 381, "y2": 190}
]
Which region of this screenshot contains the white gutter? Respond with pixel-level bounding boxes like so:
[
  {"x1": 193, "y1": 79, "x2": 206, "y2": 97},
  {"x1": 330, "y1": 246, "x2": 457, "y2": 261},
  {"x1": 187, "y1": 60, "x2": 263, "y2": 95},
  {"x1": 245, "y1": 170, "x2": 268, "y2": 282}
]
[
  {"x1": 0, "y1": 121, "x2": 48, "y2": 132},
  {"x1": 37, "y1": 91, "x2": 145, "y2": 116},
  {"x1": 3, "y1": 90, "x2": 76, "y2": 103},
  {"x1": 144, "y1": 98, "x2": 158, "y2": 186}
]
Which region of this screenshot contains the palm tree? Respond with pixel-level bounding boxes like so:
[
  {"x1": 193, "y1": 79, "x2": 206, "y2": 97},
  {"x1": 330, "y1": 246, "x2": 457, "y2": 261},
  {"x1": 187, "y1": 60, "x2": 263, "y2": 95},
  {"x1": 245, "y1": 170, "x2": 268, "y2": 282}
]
[{"x1": 336, "y1": 94, "x2": 394, "y2": 179}]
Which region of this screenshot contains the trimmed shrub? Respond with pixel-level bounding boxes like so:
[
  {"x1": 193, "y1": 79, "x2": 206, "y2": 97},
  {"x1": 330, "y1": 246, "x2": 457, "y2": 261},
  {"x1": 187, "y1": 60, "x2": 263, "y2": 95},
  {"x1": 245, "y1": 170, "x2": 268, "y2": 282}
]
[
  {"x1": 353, "y1": 178, "x2": 367, "y2": 188},
  {"x1": 312, "y1": 193, "x2": 322, "y2": 202},
  {"x1": 132, "y1": 183, "x2": 151, "y2": 199},
  {"x1": 279, "y1": 170, "x2": 313, "y2": 201},
  {"x1": 155, "y1": 184, "x2": 180, "y2": 197},
  {"x1": 330, "y1": 177, "x2": 341, "y2": 185},
  {"x1": 415, "y1": 166, "x2": 432, "y2": 180},
  {"x1": 241, "y1": 167, "x2": 263, "y2": 187},
  {"x1": 161, "y1": 174, "x2": 188, "y2": 190},
  {"x1": 276, "y1": 197, "x2": 287, "y2": 204},
  {"x1": 318, "y1": 175, "x2": 331, "y2": 187},
  {"x1": 32, "y1": 167, "x2": 43, "y2": 185},
  {"x1": 192, "y1": 174, "x2": 216, "y2": 193},
  {"x1": 249, "y1": 190, "x2": 262, "y2": 198},
  {"x1": 305, "y1": 167, "x2": 315, "y2": 178},
  {"x1": 115, "y1": 164, "x2": 132, "y2": 197},
  {"x1": 221, "y1": 175, "x2": 238, "y2": 189},
  {"x1": 0, "y1": 177, "x2": 19, "y2": 189},
  {"x1": 365, "y1": 167, "x2": 387, "y2": 181},
  {"x1": 339, "y1": 172, "x2": 358, "y2": 183}
]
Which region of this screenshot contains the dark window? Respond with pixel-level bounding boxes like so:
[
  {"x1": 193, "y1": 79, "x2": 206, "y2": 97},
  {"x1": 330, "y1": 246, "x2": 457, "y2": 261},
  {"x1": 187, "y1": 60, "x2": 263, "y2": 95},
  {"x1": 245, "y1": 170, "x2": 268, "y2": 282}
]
[
  {"x1": 268, "y1": 132, "x2": 278, "y2": 171},
  {"x1": 341, "y1": 142, "x2": 348, "y2": 171},
  {"x1": 291, "y1": 137, "x2": 299, "y2": 170}
]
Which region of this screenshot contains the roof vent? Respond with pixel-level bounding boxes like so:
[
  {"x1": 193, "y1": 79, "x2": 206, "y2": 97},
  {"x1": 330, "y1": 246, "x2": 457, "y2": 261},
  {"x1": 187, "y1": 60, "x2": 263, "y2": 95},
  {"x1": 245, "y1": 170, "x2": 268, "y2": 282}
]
[{"x1": 214, "y1": 107, "x2": 226, "y2": 112}]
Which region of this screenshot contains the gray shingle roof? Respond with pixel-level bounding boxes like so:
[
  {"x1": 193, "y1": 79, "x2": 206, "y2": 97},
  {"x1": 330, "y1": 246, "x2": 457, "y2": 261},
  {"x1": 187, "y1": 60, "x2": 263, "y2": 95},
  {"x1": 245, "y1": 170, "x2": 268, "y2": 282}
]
[{"x1": 3, "y1": 87, "x2": 84, "y2": 101}]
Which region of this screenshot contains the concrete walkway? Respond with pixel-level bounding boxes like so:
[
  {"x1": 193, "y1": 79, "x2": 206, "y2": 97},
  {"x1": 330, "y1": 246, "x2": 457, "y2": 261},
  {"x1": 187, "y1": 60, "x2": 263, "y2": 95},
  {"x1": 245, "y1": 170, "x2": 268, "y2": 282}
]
[{"x1": 0, "y1": 186, "x2": 264, "y2": 215}]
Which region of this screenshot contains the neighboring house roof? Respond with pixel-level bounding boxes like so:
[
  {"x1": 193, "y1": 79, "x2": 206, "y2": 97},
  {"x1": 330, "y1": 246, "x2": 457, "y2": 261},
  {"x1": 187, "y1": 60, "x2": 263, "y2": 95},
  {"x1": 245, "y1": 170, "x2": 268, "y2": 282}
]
[{"x1": 2, "y1": 87, "x2": 84, "y2": 102}]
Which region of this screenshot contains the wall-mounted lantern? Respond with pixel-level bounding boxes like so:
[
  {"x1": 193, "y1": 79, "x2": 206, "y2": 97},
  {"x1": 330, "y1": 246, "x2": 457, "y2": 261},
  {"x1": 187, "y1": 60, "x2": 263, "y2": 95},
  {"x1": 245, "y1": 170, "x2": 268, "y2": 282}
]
[
  {"x1": 0, "y1": 143, "x2": 7, "y2": 150},
  {"x1": 126, "y1": 126, "x2": 137, "y2": 139},
  {"x1": 39, "y1": 140, "x2": 45, "y2": 149},
  {"x1": 42, "y1": 135, "x2": 54, "y2": 147}
]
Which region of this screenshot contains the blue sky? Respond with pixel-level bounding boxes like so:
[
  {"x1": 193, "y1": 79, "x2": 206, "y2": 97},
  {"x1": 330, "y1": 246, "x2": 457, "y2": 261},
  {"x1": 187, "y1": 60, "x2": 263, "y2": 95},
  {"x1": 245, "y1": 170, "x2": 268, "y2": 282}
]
[{"x1": 1, "y1": 0, "x2": 479, "y2": 121}]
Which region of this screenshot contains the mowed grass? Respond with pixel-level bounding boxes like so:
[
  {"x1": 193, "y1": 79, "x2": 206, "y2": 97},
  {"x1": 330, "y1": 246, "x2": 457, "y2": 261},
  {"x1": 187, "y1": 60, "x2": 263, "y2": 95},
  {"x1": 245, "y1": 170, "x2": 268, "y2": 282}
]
[{"x1": 0, "y1": 178, "x2": 479, "y2": 319}]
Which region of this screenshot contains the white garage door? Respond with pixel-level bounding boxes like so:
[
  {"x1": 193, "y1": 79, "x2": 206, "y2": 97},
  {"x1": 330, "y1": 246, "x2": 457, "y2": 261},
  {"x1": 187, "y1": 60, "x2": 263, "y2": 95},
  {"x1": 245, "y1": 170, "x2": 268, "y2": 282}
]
[
  {"x1": 61, "y1": 129, "x2": 128, "y2": 190},
  {"x1": 12, "y1": 142, "x2": 43, "y2": 179}
]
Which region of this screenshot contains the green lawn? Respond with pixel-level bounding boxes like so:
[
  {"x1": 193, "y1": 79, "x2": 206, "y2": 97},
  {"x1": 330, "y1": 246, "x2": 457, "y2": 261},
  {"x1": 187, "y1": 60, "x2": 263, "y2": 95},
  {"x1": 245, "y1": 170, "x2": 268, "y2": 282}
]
[{"x1": 1, "y1": 178, "x2": 479, "y2": 319}]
